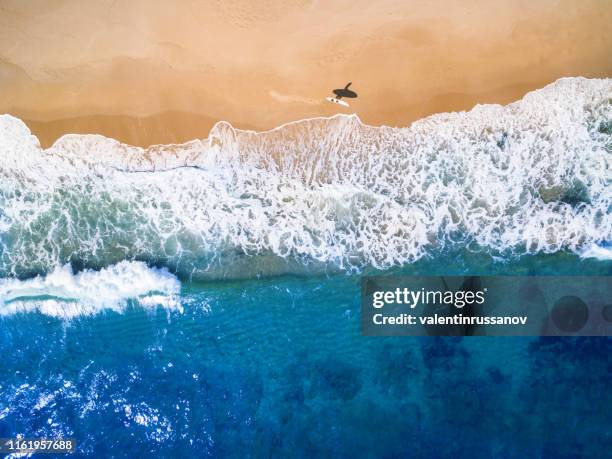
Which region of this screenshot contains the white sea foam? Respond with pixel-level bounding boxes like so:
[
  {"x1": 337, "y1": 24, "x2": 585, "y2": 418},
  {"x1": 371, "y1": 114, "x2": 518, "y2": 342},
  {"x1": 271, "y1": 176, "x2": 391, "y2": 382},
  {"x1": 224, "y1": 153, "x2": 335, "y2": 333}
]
[
  {"x1": 580, "y1": 243, "x2": 612, "y2": 261},
  {"x1": 0, "y1": 261, "x2": 181, "y2": 318},
  {"x1": 0, "y1": 77, "x2": 610, "y2": 279}
]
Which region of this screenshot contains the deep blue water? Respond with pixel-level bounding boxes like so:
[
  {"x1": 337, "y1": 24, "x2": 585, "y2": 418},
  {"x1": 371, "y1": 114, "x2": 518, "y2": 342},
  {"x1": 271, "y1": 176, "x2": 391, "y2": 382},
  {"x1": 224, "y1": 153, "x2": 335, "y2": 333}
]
[{"x1": 0, "y1": 253, "x2": 611, "y2": 457}]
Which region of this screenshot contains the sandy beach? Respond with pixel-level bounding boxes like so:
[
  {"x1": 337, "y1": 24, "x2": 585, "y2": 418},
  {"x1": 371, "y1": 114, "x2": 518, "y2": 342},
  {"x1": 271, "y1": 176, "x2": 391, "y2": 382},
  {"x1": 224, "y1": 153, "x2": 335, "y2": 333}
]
[{"x1": 0, "y1": 0, "x2": 611, "y2": 147}]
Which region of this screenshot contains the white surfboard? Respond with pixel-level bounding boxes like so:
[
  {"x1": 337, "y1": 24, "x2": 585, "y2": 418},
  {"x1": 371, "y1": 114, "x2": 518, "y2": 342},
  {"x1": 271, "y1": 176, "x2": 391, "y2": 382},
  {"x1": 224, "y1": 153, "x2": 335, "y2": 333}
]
[{"x1": 326, "y1": 97, "x2": 349, "y2": 107}]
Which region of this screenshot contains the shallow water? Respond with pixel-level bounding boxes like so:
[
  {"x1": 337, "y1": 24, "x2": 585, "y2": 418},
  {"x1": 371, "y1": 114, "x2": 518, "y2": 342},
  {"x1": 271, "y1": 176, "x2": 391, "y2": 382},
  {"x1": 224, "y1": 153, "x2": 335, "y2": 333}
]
[{"x1": 1, "y1": 78, "x2": 611, "y2": 280}]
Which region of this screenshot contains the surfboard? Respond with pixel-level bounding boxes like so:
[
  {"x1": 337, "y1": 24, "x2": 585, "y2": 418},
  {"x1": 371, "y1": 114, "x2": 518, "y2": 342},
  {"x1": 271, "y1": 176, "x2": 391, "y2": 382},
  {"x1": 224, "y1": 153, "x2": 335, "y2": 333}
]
[{"x1": 326, "y1": 97, "x2": 349, "y2": 107}]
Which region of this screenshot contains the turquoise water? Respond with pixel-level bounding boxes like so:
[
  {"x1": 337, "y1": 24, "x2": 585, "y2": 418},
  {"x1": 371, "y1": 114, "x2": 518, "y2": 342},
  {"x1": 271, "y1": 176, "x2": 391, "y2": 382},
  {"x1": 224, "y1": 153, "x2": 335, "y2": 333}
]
[{"x1": 1, "y1": 254, "x2": 610, "y2": 457}]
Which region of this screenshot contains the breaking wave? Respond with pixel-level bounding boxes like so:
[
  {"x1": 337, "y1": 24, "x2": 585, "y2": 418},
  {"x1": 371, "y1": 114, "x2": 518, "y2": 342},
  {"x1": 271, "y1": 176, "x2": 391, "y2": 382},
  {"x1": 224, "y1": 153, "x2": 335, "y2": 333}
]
[
  {"x1": 0, "y1": 77, "x2": 610, "y2": 280},
  {"x1": 0, "y1": 261, "x2": 181, "y2": 318}
]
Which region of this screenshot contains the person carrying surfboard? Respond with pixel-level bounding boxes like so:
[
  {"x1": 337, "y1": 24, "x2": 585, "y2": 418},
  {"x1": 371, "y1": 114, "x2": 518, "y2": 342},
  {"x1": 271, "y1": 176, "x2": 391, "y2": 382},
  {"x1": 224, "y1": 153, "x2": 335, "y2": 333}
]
[{"x1": 326, "y1": 82, "x2": 358, "y2": 107}]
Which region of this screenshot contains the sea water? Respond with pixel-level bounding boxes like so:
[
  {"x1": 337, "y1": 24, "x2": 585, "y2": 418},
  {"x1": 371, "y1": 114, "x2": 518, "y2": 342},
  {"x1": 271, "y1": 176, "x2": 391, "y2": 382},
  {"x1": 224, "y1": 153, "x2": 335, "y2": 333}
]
[
  {"x1": 0, "y1": 78, "x2": 611, "y2": 457},
  {"x1": 0, "y1": 255, "x2": 610, "y2": 457}
]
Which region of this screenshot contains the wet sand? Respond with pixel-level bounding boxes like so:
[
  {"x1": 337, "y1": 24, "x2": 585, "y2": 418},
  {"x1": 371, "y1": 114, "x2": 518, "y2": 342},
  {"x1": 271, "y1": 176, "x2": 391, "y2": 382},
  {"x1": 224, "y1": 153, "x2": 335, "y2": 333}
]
[{"x1": 0, "y1": 0, "x2": 611, "y2": 147}]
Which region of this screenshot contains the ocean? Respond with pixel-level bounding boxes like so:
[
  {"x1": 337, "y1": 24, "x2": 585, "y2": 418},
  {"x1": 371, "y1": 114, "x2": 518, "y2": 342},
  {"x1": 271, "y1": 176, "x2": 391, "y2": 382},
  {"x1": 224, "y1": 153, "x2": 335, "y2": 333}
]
[{"x1": 0, "y1": 77, "x2": 611, "y2": 457}]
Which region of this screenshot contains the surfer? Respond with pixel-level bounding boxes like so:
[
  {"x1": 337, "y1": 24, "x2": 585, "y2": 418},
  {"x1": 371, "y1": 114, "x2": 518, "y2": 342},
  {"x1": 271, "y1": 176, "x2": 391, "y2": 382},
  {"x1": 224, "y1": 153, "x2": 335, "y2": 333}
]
[{"x1": 326, "y1": 82, "x2": 358, "y2": 107}]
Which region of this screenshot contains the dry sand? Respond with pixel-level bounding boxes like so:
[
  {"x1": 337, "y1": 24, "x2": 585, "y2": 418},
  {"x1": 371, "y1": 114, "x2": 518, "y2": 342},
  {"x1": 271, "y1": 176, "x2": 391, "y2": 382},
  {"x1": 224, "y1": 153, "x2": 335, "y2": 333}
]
[{"x1": 0, "y1": 0, "x2": 611, "y2": 147}]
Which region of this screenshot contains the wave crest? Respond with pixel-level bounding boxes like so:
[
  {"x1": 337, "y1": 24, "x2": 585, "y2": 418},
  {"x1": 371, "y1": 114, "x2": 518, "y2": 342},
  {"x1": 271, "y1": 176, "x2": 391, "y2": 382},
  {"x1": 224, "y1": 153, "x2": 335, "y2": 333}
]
[{"x1": 0, "y1": 261, "x2": 180, "y2": 318}]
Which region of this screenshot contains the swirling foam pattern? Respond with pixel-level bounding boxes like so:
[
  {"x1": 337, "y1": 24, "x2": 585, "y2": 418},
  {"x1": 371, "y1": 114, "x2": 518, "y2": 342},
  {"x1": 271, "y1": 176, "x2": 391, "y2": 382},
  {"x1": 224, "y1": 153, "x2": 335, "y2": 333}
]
[{"x1": 0, "y1": 78, "x2": 610, "y2": 279}]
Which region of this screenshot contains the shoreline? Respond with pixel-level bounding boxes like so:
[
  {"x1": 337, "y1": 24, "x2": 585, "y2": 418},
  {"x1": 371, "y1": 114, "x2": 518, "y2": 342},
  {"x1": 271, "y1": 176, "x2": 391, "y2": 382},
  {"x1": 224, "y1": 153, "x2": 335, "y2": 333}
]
[{"x1": 9, "y1": 76, "x2": 609, "y2": 150}]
